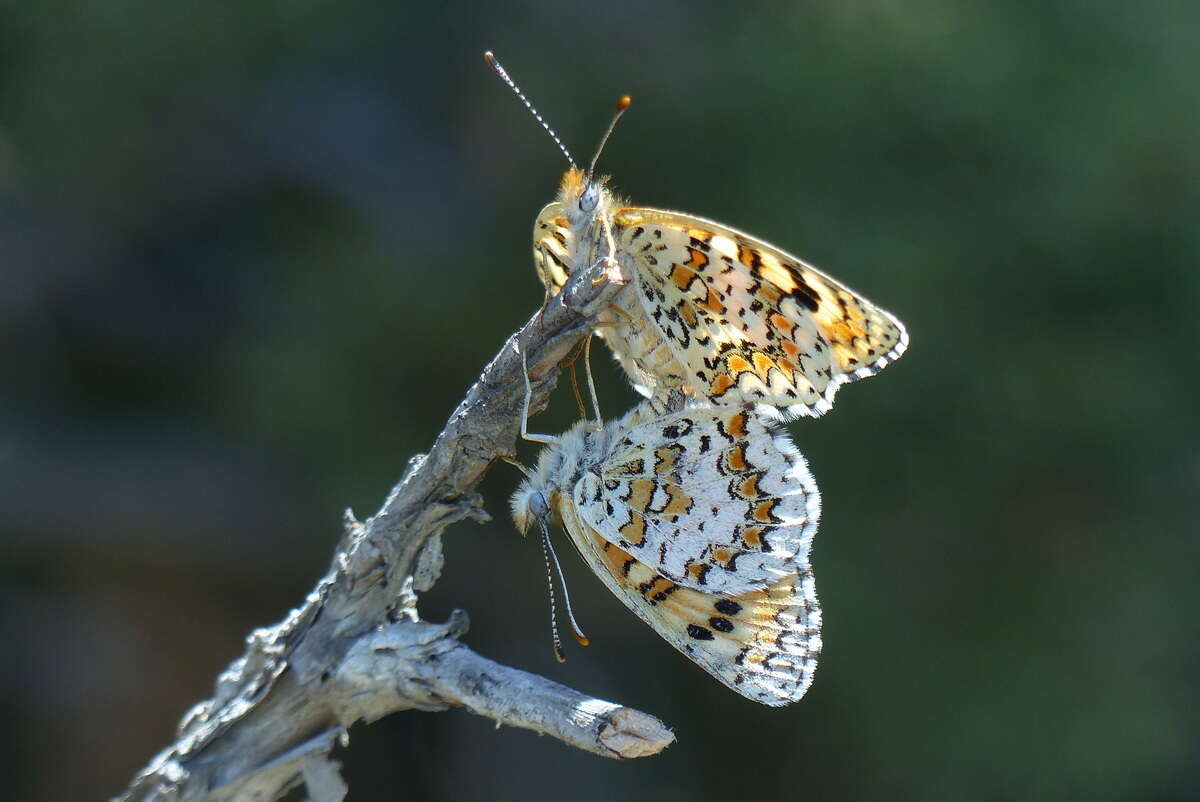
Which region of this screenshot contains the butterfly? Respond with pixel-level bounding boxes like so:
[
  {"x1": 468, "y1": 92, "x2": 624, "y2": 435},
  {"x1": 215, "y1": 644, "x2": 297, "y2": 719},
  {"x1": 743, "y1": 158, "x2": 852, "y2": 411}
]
[
  {"x1": 485, "y1": 52, "x2": 908, "y2": 417},
  {"x1": 510, "y1": 392, "x2": 823, "y2": 706},
  {"x1": 533, "y1": 169, "x2": 908, "y2": 418}
]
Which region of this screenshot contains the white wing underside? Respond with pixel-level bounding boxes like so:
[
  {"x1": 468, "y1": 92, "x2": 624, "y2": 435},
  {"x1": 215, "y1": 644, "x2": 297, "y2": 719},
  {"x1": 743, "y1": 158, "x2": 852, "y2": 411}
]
[{"x1": 572, "y1": 404, "x2": 820, "y2": 596}]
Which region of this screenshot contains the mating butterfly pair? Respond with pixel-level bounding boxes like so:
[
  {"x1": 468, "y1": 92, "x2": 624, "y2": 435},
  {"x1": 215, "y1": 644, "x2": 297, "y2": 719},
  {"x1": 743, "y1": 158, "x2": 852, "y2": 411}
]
[{"x1": 490, "y1": 53, "x2": 908, "y2": 706}]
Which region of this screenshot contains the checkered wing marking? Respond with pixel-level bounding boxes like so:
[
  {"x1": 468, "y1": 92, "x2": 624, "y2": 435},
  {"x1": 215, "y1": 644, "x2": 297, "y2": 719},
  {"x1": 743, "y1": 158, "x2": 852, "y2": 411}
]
[
  {"x1": 612, "y1": 207, "x2": 908, "y2": 417},
  {"x1": 572, "y1": 405, "x2": 820, "y2": 596},
  {"x1": 560, "y1": 507, "x2": 822, "y2": 706}
]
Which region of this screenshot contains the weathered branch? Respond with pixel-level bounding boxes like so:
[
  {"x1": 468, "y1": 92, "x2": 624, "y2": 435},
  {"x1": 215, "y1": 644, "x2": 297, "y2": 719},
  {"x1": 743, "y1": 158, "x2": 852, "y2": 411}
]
[{"x1": 114, "y1": 268, "x2": 674, "y2": 802}]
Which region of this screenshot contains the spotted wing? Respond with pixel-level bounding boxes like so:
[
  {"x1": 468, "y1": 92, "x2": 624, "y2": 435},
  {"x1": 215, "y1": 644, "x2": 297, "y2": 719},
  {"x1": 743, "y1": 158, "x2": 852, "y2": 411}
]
[
  {"x1": 560, "y1": 504, "x2": 822, "y2": 706},
  {"x1": 611, "y1": 207, "x2": 908, "y2": 417},
  {"x1": 572, "y1": 404, "x2": 820, "y2": 596}
]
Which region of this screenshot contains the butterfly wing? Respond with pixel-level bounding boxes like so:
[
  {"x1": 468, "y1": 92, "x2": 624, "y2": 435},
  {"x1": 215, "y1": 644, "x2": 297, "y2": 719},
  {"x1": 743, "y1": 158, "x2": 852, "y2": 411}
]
[
  {"x1": 559, "y1": 504, "x2": 822, "y2": 706},
  {"x1": 610, "y1": 207, "x2": 908, "y2": 417},
  {"x1": 572, "y1": 404, "x2": 820, "y2": 597}
]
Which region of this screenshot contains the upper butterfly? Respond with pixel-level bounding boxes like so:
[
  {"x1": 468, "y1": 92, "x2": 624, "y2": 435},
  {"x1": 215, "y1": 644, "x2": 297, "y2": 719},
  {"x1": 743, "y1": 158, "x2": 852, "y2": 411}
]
[{"x1": 487, "y1": 51, "x2": 908, "y2": 418}]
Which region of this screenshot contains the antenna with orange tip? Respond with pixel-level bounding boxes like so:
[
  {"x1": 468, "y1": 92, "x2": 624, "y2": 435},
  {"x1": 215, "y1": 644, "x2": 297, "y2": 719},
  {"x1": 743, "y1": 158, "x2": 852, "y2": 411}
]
[
  {"x1": 538, "y1": 520, "x2": 590, "y2": 662},
  {"x1": 587, "y1": 94, "x2": 632, "y2": 180}
]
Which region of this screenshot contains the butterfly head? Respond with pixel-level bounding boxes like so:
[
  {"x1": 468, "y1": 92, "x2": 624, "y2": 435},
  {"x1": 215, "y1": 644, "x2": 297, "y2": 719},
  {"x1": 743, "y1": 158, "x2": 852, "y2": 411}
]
[
  {"x1": 532, "y1": 168, "x2": 618, "y2": 292},
  {"x1": 510, "y1": 479, "x2": 554, "y2": 535},
  {"x1": 485, "y1": 53, "x2": 630, "y2": 294},
  {"x1": 558, "y1": 167, "x2": 611, "y2": 224},
  {"x1": 510, "y1": 420, "x2": 601, "y2": 533}
]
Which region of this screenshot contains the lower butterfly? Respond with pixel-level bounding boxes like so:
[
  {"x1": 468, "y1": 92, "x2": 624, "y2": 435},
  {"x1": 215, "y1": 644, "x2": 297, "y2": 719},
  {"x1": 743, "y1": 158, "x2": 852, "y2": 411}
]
[{"x1": 510, "y1": 365, "x2": 823, "y2": 706}]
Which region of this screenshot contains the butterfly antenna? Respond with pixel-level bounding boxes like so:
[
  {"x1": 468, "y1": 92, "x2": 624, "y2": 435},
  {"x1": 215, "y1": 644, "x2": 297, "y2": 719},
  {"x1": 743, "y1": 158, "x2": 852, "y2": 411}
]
[
  {"x1": 587, "y1": 95, "x2": 632, "y2": 180},
  {"x1": 537, "y1": 521, "x2": 567, "y2": 662},
  {"x1": 484, "y1": 51, "x2": 576, "y2": 169},
  {"x1": 540, "y1": 521, "x2": 590, "y2": 657}
]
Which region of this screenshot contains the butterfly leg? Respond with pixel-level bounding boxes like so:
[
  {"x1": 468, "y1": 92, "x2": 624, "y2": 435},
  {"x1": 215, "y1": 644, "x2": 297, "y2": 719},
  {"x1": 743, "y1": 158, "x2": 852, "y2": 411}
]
[
  {"x1": 592, "y1": 214, "x2": 628, "y2": 286},
  {"x1": 593, "y1": 303, "x2": 637, "y2": 332},
  {"x1": 581, "y1": 335, "x2": 603, "y2": 432},
  {"x1": 535, "y1": 282, "x2": 554, "y2": 330},
  {"x1": 518, "y1": 345, "x2": 559, "y2": 445},
  {"x1": 562, "y1": 337, "x2": 591, "y2": 424},
  {"x1": 564, "y1": 334, "x2": 604, "y2": 431},
  {"x1": 497, "y1": 454, "x2": 531, "y2": 478}
]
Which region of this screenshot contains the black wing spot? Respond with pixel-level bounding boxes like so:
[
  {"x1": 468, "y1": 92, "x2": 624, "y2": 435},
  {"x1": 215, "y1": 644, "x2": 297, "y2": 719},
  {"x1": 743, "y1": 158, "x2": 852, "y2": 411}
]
[
  {"x1": 709, "y1": 616, "x2": 734, "y2": 633},
  {"x1": 652, "y1": 584, "x2": 679, "y2": 603},
  {"x1": 687, "y1": 624, "x2": 715, "y2": 641},
  {"x1": 715, "y1": 599, "x2": 743, "y2": 616},
  {"x1": 791, "y1": 279, "x2": 821, "y2": 312}
]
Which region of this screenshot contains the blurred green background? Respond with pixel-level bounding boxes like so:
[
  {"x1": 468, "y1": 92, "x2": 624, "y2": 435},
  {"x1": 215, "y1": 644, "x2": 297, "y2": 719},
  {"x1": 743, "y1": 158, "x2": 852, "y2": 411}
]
[{"x1": 2, "y1": 1, "x2": 1198, "y2": 800}]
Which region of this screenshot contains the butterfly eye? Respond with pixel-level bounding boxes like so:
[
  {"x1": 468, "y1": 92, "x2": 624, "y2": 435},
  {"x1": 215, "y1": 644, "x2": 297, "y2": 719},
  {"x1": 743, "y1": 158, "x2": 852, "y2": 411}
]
[
  {"x1": 579, "y1": 184, "x2": 599, "y2": 213},
  {"x1": 530, "y1": 490, "x2": 551, "y2": 520}
]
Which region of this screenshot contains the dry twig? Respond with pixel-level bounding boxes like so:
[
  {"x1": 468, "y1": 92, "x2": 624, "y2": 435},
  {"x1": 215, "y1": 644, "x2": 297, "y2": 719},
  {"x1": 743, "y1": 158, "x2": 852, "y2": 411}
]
[{"x1": 114, "y1": 265, "x2": 674, "y2": 802}]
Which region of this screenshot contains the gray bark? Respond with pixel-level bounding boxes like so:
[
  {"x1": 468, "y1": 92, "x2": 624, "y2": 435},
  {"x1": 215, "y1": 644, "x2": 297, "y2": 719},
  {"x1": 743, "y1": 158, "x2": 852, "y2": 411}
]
[{"x1": 113, "y1": 267, "x2": 674, "y2": 802}]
